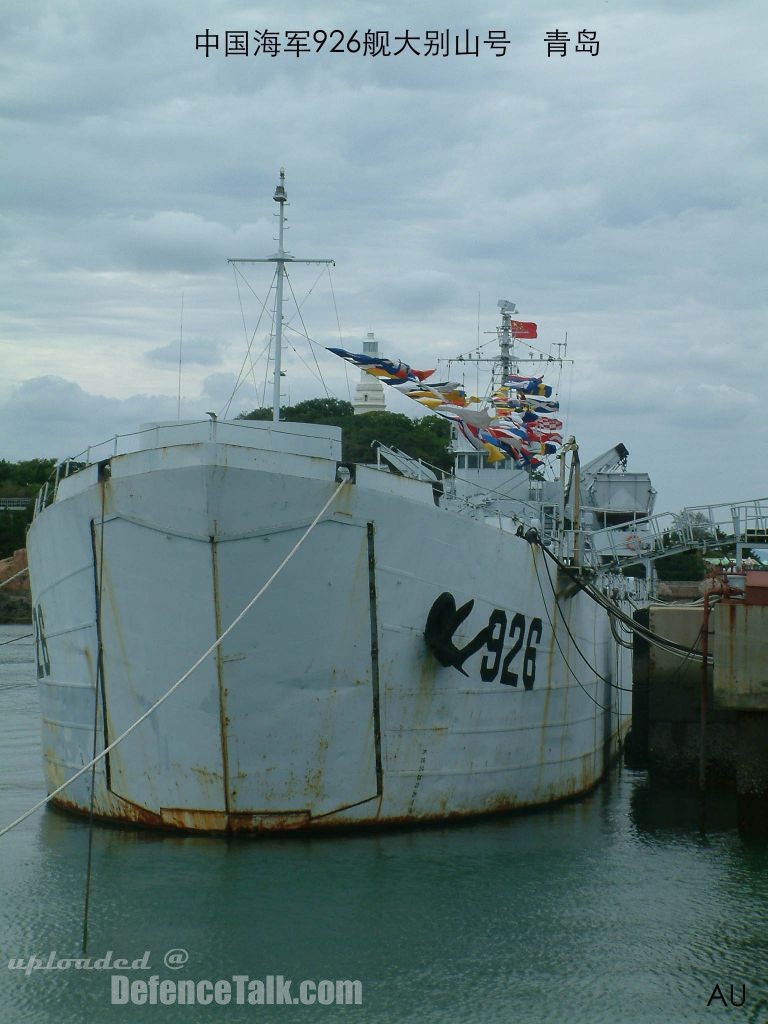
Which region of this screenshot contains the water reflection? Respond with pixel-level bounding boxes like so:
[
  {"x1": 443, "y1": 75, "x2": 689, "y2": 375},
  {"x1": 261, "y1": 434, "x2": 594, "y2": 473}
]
[{"x1": 629, "y1": 774, "x2": 739, "y2": 839}]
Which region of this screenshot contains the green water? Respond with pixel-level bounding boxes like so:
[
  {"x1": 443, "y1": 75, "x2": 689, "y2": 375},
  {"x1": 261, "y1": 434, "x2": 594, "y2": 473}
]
[{"x1": 1, "y1": 624, "x2": 767, "y2": 1023}]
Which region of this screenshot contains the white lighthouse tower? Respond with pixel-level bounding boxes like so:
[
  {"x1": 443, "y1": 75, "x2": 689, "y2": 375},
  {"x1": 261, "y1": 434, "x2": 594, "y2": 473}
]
[{"x1": 353, "y1": 332, "x2": 387, "y2": 415}]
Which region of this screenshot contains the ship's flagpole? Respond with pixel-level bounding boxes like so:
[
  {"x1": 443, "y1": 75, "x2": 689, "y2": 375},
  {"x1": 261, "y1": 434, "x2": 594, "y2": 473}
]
[
  {"x1": 228, "y1": 169, "x2": 334, "y2": 424},
  {"x1": 272, "y1": 172, "x2": 287, "y2": 422}
]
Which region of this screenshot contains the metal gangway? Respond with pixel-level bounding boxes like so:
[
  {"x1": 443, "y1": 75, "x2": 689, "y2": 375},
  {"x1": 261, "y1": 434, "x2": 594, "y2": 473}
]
[
  {"x1": 0, "y1": 497, "x2": 32, "y2": 512},
  {"x1": 581, "y1": 497, "x2": 768, "y2": 572}
]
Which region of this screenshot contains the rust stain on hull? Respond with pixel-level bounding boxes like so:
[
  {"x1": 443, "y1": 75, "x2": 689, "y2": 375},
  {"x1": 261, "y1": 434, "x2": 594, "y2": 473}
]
[{"x1": 47, "y1": 757, "x2": 615, "y2": 836}]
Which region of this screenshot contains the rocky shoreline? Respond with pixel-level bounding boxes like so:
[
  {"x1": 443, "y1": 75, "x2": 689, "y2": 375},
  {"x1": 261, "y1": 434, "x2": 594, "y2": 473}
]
[{"x1": 0, "y1": 549, "x2": 31, "y2": 624}]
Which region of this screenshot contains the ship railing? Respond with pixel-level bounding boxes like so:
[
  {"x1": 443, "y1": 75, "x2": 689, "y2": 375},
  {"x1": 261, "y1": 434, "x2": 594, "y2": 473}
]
[
  {"x1": 371, "y1": 440, "x2": 439, "y2": 482},
  {"x1": 36, "y1": 419, "x2": 249, "y2": 516},
  {"x1": 683, "y1": 497, "x2": 768, "y2": 545},
  {"x1": 591, "y1": 569, "x2": 651, "y2": 605},
  {"x1": 389, "y1": 450, "x2": 539, "y2": 515},
  {"x1": 580, "y1": 510, "x2": 706, "y2": 570},
  {"x1": 451, "y1": 495, "x2": 565, "y2": 548},
  {"x1": 59, "y1": 419, "x2": 245, "y2": 473},
  {"x1": 577, "y1": 496, "x2": 768, "y2": 572}
]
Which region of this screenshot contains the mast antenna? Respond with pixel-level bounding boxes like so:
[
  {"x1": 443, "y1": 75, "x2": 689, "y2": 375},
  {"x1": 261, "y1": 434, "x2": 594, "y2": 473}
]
[
  {"x1": 228, "y1": 169, "x2": 334, "y2": 423},
  {"x1": 497, "y1": 299, "x2": 518, "y2": 383}
]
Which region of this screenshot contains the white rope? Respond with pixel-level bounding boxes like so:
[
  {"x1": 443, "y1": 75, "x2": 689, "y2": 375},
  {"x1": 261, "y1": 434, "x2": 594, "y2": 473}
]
[
  {"x1": 0, "y1": 478, "x2": 348, "y2": 839},
  {"x1": 0, "y1": 566, "x2": 29, "y2": 588}
]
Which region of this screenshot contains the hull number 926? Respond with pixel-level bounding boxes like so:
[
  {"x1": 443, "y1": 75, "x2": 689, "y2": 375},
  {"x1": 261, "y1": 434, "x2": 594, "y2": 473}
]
[
  {"x1": 424, "y1": 592, "x2": 544, "y2": 689},
  {"x1": 480, "y1": 610, "x2": 543, "y2": 688}
]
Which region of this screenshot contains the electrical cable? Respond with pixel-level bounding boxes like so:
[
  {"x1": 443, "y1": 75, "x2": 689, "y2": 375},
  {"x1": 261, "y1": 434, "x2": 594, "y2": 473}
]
[
  {"x1": 537, "y1": 542, "x2": 712, "y2": 663},
  {"x1": 530, "y1": 548, "x2": 613, "y2": 711},
  {"x1": 609, "y1": 611, "x2": 634, "y2": 649},
  {"x1": 539, "y1": 547, "x2": 634, "y2": 693}
]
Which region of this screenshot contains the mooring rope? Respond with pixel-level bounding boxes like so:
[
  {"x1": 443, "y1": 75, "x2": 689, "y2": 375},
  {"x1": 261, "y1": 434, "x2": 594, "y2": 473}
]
[
  {"x1": 0, "y1": 566, "x2": 29, "y2": 588},
  {"x1": 0, "y1": 478, "x2": 348, "y2": 839},
  {"x1": 0, "y1": 633, "x2": 33, "y2": 646}
]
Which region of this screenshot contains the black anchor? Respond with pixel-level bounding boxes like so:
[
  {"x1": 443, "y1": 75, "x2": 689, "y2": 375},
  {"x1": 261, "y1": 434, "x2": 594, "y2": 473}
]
[{"x1": 423, "y1": 592, "x2": 491, "y2": 676}]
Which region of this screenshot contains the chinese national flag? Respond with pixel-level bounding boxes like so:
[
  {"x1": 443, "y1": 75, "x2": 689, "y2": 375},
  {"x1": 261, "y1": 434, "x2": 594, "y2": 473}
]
[{"x1": 510, "y1": 321, "x2": 537, "y2": 339}]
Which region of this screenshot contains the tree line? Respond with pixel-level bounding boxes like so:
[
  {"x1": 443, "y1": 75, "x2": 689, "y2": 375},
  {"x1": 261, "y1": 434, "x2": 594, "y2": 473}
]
[
  {"x1": 0, "y1": 459, "x2": 56, "y2": 559},
  {"x1": 239, "y1": 398, "x2": 454, "y2": 471}
]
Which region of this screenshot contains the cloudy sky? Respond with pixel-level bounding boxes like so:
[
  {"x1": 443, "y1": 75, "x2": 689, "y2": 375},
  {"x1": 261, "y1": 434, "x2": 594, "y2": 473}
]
[{"x1": 2, "y1": 0, "x2": 766, "y2": 512}]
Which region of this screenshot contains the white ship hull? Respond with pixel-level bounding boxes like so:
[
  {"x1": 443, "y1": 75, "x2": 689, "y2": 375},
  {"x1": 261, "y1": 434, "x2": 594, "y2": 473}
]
[{"x1": 27, "y1": 419, "x2": 631, "y2": 832}]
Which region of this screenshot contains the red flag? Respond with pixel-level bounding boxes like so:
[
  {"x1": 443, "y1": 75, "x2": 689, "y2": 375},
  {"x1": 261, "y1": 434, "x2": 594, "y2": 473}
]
[{"x1": 510, "y1": 320, "x2": 537, "y2": 339}]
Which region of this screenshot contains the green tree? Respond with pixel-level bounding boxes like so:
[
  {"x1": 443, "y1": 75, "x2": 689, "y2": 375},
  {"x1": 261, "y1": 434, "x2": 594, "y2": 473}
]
[
  {"x1": 0, "y1": 459, "x2": 56, "y2": 559},
  {"x1": 654, "y1": 549, "x2": 707, "y2": 581},
  {"x1": 239, "y1": 400, "x2": 452, "y2": 471},
  {"x1": 241, "y1": 397, "x2": 355, "y2": 426},
  {"x1": 0, "y1": 459, "x2": 56, "y2": 494},
  {"x1": 342, "y1": 412, "x2": 452, "y2": 470},
  {"x1": 0, "y1": 512, "x2": 31, "y2": 560}
]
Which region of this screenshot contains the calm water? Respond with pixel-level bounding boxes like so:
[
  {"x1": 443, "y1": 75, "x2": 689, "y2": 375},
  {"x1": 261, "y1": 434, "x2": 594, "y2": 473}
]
[{"x1": 1, "y1": 623, "x2": 767, "y2": 1023}]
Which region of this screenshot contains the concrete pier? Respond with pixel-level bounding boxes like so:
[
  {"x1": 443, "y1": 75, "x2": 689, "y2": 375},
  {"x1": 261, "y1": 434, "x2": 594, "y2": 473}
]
[{"x1": 630, "y1": 574, "x2": 768, "y2": 833}]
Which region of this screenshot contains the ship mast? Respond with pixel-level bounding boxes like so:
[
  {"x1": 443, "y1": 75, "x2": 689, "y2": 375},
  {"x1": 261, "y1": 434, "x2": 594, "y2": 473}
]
[
  {"x1": 228, "y1": 169, "x2": 334, "y2": 423},
  {"x1": 496, "y1": 299, "x2": 519, "y2": 382},
  {"x1": 450, "y1": 299, "x2": 570, "y2": 389},
  {"x1": 272, "y1": 171, "x2": 288, "y2": 421}
]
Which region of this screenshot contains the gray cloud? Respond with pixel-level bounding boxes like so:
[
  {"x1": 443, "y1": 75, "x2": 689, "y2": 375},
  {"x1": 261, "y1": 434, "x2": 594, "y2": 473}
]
[
  {"x1": 1, "y1": 0, "x2": 766, "y2": 511},
  {"x1": 0, "y1": 377, "x2": 179, "y2": 460},
  {"x1": 201, "y1": 372, "x2": 240, "y2": 405},
  {"x1": 145, "y1": 336, "x2": 225, "y2": 366}
]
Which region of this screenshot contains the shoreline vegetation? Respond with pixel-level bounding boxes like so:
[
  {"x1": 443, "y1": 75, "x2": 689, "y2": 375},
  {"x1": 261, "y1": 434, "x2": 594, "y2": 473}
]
[{"x1": 1, "y1": 458, "x2": 52, "y2": 625}]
